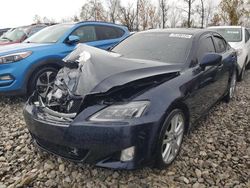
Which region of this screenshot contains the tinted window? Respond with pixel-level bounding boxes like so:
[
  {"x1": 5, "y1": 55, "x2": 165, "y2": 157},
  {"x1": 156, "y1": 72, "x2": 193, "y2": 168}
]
[
  {"x1": 26, "y1": 24, "x2": 72, "y2": 43},
  {"x1": 245, "y1": 29, "x2": 250, "y2": 42},
  {"x1": 213, "y1": 36, "x2": 227, "y2": 53},
  {"x1": 211, "y1": 28, "x2": 242, "y2": 42},
  {"x1": 197, "y1": 36, "x2": 215, "y2": 62},
  {"x1": 95, "y1": 26, "x2": 125, "y2": 40},
  {"x1": 72, "y1": 26, "x2": 97, "y2": 43},
  {"x1": 28, "y1": 26, "x2": 46, "y2": 37},
  {"x1": 112, "y1": 32, "x2": 193, "y2": 64}
]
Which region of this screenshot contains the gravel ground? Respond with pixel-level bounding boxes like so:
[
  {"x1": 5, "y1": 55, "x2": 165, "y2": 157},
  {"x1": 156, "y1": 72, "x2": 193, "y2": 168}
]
[{"x1": 0, "y1": 71, "x2": 249, "y2": 188}]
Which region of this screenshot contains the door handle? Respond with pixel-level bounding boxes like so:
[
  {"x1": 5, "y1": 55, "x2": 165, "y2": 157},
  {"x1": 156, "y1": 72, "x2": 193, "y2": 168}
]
[{"x1": 217, "y1": 64, "x2": 223, "y2": 70}]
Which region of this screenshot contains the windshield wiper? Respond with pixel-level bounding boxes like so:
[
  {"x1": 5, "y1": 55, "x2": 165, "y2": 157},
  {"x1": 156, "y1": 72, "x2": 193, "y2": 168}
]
[{"x1": 1, "y1": 37, "x2": 13, "y2": 42}]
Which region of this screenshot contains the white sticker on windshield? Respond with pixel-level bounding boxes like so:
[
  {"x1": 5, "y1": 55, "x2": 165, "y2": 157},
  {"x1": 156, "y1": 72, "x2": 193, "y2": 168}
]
[
  {"x1": 169, "y1": 33, "x2": 192, "y2": 39},
  {"x1": 227, "y1": 31, "x2": 240, "y2": 34}
]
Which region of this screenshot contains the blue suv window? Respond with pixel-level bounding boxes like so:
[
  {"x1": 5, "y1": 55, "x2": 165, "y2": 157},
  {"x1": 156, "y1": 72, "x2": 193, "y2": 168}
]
[
  {"x1": 72, "y1": 26, "x2": 97, "y2": 43},
  {"x1": 95, "y1": 25, "x2": 125, "y2": 40}
]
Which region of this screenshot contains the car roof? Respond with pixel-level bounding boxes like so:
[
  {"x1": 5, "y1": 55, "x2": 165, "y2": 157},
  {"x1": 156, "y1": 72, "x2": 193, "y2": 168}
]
[
  {"x1": 208, "y1": 25, "x2": 243, "y2": 29},
  {"x1": 57, "y1": 21, "x2": 127, "y2": 28},
  {"x1": 142, "y1": 28, "x2": 203, "y2": 34},
  {"x1": 15, "y1": 24, "x2": 48, "y2": 29},
  {"x1": 137, "y1": 28, "x2": 210, "y2": 38},
  {"x1": 76, "y1": 21, "x2": 127, "y2": 28}
]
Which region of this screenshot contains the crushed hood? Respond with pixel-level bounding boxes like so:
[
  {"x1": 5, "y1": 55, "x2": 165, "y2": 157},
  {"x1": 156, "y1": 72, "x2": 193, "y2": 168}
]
[{"x1": 55, "y1": 44, "x2": 182, "y2": 98}]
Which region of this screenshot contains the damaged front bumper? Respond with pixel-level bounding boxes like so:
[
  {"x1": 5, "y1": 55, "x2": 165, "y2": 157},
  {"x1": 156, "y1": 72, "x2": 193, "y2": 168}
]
[{"x1": 23, "y1": 95, "x2": 160, "y2": 170}]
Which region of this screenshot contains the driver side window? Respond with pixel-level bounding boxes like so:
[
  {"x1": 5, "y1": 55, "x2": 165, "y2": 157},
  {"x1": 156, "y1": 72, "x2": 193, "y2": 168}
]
[
  {"x1": 72, "y1": 26, "x2": 97, "y2": 43},
  {"x1": 197, "y1": 36, "x2": 216, "y2": 63}
]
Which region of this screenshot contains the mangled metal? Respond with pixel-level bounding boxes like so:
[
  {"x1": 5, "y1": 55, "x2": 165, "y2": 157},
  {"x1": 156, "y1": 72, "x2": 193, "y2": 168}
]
[{"x1": 36, "y1": 44, "x2": 181, "y2": 116}]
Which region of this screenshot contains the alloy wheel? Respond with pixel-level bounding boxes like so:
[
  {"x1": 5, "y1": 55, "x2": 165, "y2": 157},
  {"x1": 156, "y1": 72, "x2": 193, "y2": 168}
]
[
  {"x1": 161, "y1": 113, "x2": 185, "y2": 164},
  {"x1": 36, "y1": 71, "x2": 56, "y2": 98}
]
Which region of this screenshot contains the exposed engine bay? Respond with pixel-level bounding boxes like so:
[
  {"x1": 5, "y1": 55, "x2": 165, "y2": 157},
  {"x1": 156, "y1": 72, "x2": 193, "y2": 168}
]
[{"x1": 34, "y1": 44, "x2": 180, "y2": 120}]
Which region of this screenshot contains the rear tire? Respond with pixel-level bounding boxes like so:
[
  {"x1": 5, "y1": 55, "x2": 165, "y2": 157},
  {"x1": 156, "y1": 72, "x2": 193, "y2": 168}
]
[
  {"x1": 238, "y1": 63, "x2": 246, "y2": 82},
  {"x1": 224, "y1": 69, "x2": 237, "y2": 103},
  {"x1": 154, "y1": 109, "x2": 186, "y2": 169},
  {"x1": 28, "y1": 66, "x2": 58, "y2": 96}
]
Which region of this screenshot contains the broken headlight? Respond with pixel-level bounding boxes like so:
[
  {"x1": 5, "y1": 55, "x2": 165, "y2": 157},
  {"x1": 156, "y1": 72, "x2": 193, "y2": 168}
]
[{"x1": 89, "y1": 101, "x2": 149, "y2": 122}]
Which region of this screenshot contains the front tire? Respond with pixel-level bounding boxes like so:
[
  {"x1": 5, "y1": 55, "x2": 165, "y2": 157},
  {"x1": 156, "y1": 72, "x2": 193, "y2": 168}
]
[
  {"x1": 28, "y1": 67, "x2": 58, "y2": 96},
  {"x1": 155, "y1": 109, "x2": 186, "y2": 169}
]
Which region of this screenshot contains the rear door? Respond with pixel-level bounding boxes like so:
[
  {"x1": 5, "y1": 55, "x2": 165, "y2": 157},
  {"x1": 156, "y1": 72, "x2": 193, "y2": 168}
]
[
  {"x1": 212, "y1": 34, "x2": 233, "y2": 97},
  {"x1": 70, "y1": 25, "x2": 126, "y2": 50},
  {"x1": 92, "y1": 25, "x2": 126, "y2": 50}
]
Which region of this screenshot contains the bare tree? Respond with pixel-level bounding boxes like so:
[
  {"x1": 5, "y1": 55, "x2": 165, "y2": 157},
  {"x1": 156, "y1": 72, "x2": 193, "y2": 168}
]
[
  {"x1": 136, "y1": 0, "x2": 139, "y2": 31},
  {"x1": 72, "y1": 15, "x2": 80, "y2": 22},
  {"x1": 148, "y1": 4, "x2": 160, "y2": 29},
  {"x1": 33, "y1": 15, "x2": 55, "y2": 24},
  {"x1": 183, "y1": 0, "x2": 196, "y2": 28},
  {"x1": 106, "y1": 0, "x2": 120, "y2": 23},
  {"x1": 79, "y1": 0, "x2": 107, "y2": 21},
  {"x1": 210, "y1": 13, "x2": 221, "y2": 26},
  {"x1": 119, "y1": 3, "x2": 136, "y2": 31},
  {"x1": 195, "y1": 0, "x2": 205, "y2": 28},
  {"x1": 138, "y1": 0, "x2": 149, "y2": 30},
  {"x1": 159, "y1": 0, "x2": 169, "y2": 28},
  {"x1": 33, "y1": 15, "x2": 42, "y2": 24},
  {"x1": 169, "y1": 5, "x2": 182, "y2": 28},
  {"x1": 204, "y1": 0, "x2": 215, "y2": 27},
  {"x1": 200, "y1": 0, "x2": 204, "y2": 28}
]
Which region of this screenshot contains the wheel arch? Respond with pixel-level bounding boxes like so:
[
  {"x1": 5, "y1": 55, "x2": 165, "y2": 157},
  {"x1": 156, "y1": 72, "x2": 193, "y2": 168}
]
[
  {"x1": 165, "y1": 99, "x2": 190, "y2": 133},
  {"x1": 156, "y1": 98, "x2": 191, "y2": 142},
  {"x1": 24, "y1": 58, "x2": 63, "y2": 94}
]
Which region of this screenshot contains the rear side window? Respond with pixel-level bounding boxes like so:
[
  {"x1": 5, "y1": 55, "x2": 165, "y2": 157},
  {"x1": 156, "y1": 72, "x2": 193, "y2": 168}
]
[
  {"x1": 213, "y1": 36, "x2": 227, "y2": 53},
  {"x1": 72, "y1": 26, "x2": 97, "y2": 43},
  {"x1": 197, "y1": 36, "x2": 215, "y2": 62},
  {"x1": 245, "y1": 29, "x2": 250, "y2": 42},
  {"x1": 95, "y1": 26, "x2": 125, "y2": 40},
  {"x1": 28, "y1": 26, "x2": 46, "y2": 37}
]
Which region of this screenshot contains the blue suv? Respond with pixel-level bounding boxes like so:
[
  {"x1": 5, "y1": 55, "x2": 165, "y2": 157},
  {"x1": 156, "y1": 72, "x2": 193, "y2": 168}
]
[{"x1": 0, "y1": 22, "x2": 129, "y2": 96}]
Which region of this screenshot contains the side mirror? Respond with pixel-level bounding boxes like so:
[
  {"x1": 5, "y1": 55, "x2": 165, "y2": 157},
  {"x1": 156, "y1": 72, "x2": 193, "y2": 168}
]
[
  {"x1": 67, "y1": 35, "x2": 80, "y2": 45},
  {"x1": 200, "y1": 53, "x2": 222, "y2": 69}
]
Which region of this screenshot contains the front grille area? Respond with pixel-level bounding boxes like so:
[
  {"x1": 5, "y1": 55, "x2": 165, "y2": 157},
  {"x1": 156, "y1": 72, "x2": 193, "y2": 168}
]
[{"x1": 33, "y1": 135, "x2": 89, "y2": 161}]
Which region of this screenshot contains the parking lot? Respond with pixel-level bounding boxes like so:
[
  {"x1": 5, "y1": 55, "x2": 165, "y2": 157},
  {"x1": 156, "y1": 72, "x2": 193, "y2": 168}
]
[{"x1": 0, "y1": 70, "x2": 249, "y2": 188}]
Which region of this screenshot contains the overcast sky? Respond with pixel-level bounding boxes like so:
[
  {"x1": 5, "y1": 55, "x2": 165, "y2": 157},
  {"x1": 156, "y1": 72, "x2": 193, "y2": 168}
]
[
  {"x1": 0, "y1": 0, "x2": 220, "y2": 29},
  {"x1": 0, "y1": 0, "x2": 140, "y2": 29}
]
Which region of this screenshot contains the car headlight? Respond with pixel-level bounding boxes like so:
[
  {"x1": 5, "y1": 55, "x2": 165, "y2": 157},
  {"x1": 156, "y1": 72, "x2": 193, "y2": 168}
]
[
  {"x1": 89, "y1": 101, "x2": 149, "y2": 122},
  {"x1": 0, "y1": 51, "x2": 32, "y2": 64},
  {"x1": 236, "y1": 48, "x2": 243, "y2": 56}
]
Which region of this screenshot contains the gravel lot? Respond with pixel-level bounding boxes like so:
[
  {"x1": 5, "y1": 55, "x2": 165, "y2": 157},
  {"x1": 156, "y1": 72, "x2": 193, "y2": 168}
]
[{"x1": 0, "y1": 71, "x2": 249, "y2": 188}]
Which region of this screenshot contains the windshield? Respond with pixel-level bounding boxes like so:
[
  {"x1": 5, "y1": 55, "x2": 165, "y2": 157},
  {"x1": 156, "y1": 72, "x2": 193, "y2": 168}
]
[
  {"x1": 25, "y1": 24, "x2": 72, "y2": 43},
  {"x1": 112, "y1": 32, "x2": 193, "y2": 64},
  {"x1": 0, "y1": 27, "x2": 28, "y2": 42},
  {"x1": 212, "y1": 28, "x2": 242, "y2": 42}
]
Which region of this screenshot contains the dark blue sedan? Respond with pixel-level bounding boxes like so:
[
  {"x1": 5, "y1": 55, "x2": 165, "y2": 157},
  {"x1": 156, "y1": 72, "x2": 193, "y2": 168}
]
[{"x1": 24, "y1": 29, "x2": 237, "y2": 169}]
